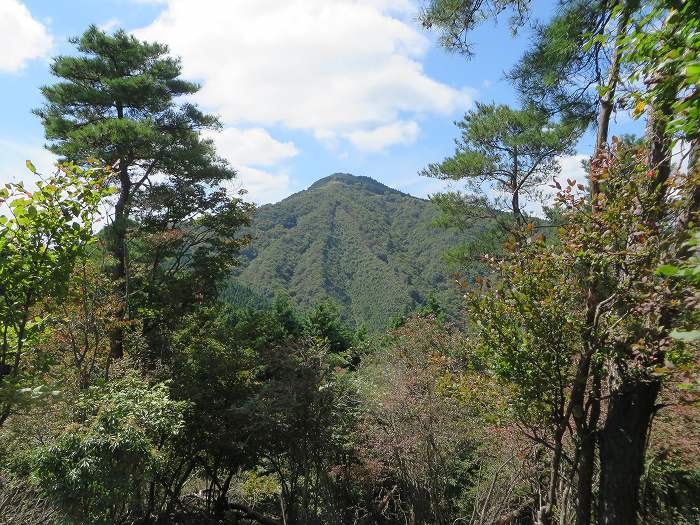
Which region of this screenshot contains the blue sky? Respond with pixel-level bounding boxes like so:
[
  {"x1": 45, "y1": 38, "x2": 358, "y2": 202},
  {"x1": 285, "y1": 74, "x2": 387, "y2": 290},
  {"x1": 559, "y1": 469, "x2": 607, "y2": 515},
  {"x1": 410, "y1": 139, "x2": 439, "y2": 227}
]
[{"x1": 0, "y1": 0, "x2": 640, "y2": 204}]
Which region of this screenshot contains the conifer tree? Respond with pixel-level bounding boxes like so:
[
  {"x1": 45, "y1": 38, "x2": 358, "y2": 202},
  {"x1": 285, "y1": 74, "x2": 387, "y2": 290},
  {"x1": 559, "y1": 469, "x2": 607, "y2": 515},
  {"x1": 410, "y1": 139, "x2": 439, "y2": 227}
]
[
  {"x1": 422, "y1": 102, "x2": 578, "y2": 233},
  {"x1": 35, "y1": 26, "x2": 250, "y2": 357}
]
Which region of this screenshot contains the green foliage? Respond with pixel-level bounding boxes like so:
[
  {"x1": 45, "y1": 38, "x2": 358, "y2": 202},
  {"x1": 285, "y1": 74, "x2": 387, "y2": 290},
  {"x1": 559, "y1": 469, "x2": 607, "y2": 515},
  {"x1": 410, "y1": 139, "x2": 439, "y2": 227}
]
[
  {"x1": 640, "y1": 460, "x2": 700, "y2": 524},
  {"x1": 306, "y1": 301, "x2": 355, "y2": 354},
  {"x1": 1, "y1": 8, "x2": 697, "y2": 524},
  {"x1": 127, "y1": 181, "x2": 253, "y2": 350},
  {"x1": 160, "y1": 298, "x2": 362, "y2": 523},
  {"x1": 35, "y1": 25, "x2": 252, "y2": 358},
  {"x1": 422, "y1": 102, "x2": 578, "y2": 232},
  {"x1": 470, "y1": 239, "x2": 582, "y2": 423},
  {"x1": 168, "y1": 305, "x2": 262, "y2": 475},
  {"x1": 35, "y1": 25, "x2": 210, "y2": 171},
  {"x1": 0, "y1": 162, "x2": 109, "y2": 425},
  {"x1": 508, "y1": 0, "x2": 606, "y2": 126},
  {"x1": 33, "y1": 373, "x2": 187, "y2": 525},
  {"x1": 255, "y1": 336, "x2": 357, "y2": 524},
  {"x1": 228, "y1": 174, "x2": 466, "y2": 331},
  {"x1": 622, "y1": 0, "x2": 700, "y2": 141},
  {"x1": 419, "y1": 0, "x2": 530, "y2": 57},
  {"x1": 658, "y1": 228, "x2": 700, "y2": 343}
]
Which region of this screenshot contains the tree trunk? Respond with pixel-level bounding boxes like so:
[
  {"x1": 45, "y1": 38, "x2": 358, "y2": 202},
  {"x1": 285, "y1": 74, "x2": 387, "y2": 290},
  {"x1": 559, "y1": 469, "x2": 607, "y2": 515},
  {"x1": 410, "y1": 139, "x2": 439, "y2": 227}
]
[
  {"x1": 597, "y1": 377, "x2": 660, "y2": 525},
  {"x1": 594, "y1": 15, "x2": 625, "y2": 157},
  {"x1": 109, "y1": 101, "x2": 129, "y2": 359},
  {"x1": 214, "y1": 472, "x2": 235, "y2": 520},
  {"x1": 573, "y1": 10, "x2": 631, "y2": 523},
  {"x1": 109, "y1": 163, "x2": 130, "y2": 358},
  {"x1": 592, "y1": 8, "x2": 630, "y2": 188},
  {"x1": 228, "y1": 502, "x2": 283, "y2": 525},
  {"x1": 535, "y1": 421, "x2": 567, "y2": 525},
  {"x1": 575, "y1": 411, "x2": 598, "y2": 525},
  {"x1": 678, "y1": 138, "x2": 700, "y2": 234},
  {"x1": 512, "y1": 190, "x2": 522, "y2": 227},
  {"x1": 573, "y1": 369, "x2": 600, "y2": 525},
  {"x1": 511, "y1": 149, "x2": 523, "y2": 230},
  {"x1": 568, "y1": 337, "x2": 598, "y2": 525}
]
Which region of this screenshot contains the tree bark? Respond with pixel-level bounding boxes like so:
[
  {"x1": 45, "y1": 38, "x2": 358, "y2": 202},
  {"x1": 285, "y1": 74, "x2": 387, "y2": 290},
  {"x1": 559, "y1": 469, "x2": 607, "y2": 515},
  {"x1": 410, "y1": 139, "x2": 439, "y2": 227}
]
[
  {"x1": 109, "y1": 167, "x2": 129, "y2": 358},
  {"x1": 596, "y1": 44, "x2": 677, "y2": 524},
  {"x1": 594, "y1": 14, "x2": 626, "y2": 157},
  {"x1": 574, "y1": 373, "x2": 599, "y2": 525},
  {"x1": 511, "y1": 148, "x2": 523, "y2": 230},
  {"x1": 109, "y1": 98, "x2": 130, "y2": 359},
  {"x1": 573, "y1": 9, "x2": 631, "y2": 525},
  {"x1": 228, "y1": 502, "x2": 283, "y2": 525},
  {"x1": 597, "y1": 377, "x2": 661, "y2": 525},
  {"x1": 678, "y1": 138, "x2": 700, "y2": 234},
  {"x1": 537, "y1": 425, "x2": 565, "y2": 525},
  {"x1": 213, "y1": 471, "x2": 235, "y2": 520}
]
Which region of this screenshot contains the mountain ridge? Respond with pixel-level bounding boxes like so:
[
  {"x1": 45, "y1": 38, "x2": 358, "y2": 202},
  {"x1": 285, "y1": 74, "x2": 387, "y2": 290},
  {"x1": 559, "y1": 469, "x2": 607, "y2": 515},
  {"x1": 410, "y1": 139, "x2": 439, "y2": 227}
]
[
  {"x1": 225, "y1": 173, "x2": 467, "y2": 330},
  {"x1": 305, "y1": 173, "x2": 420, "y2": 198}
]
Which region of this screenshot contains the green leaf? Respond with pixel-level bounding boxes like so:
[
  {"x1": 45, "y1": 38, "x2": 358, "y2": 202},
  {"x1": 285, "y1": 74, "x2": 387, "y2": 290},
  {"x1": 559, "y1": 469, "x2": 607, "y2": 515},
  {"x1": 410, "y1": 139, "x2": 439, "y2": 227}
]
[
  {"x1": 686, "y1": 63, "x2": 700, "y2": 84},
  {"x1": 656, "y1": 264, "x2": 679, "y2": 277},
  {"x1": 595, "y1": 85, "x2": 610, "y2": 97},
  {"x1": 26, "y1": 160, "x2": 37, "y2": 174},
  {"x1": 8, "y1": 198, "x2": 27, "y2": 209},
  {"x1": 670, "y1": 329, "x2": 700, "y2": 341}
]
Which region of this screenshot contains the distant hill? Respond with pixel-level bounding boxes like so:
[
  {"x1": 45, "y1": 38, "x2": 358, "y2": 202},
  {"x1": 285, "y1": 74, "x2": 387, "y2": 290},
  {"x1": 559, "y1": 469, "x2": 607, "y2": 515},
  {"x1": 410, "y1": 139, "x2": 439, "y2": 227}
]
[{"x1": 225, "y1": 173, "x2": 471, "y2": 331}]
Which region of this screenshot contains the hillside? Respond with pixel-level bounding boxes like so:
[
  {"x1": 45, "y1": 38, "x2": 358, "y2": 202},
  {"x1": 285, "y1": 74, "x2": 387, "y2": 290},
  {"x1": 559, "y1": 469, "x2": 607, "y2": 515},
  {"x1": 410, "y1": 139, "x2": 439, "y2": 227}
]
[{"x1": 225, "y1": 173, "x2": 469, "y2": 331}]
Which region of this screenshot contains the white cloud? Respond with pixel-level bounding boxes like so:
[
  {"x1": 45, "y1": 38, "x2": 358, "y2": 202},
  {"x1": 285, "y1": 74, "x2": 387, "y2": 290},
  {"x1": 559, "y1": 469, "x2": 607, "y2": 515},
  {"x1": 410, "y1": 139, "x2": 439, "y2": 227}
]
[
  {"x1": 344, "y1": 120, "x2": 419, "y2": 152},
  {"x1": 202, "y1": 127, "x2": 297, "y2": 203},
  {"x1": 558, "y1": 154, "x2": 587, "y2": 183},
  {"x1": 0, "y1": 139, "x2": 56, "y2": 187},
  {"x1": 530, "y1": 153, "x2": 587, "y2": 216},
  {"x1": 0, "y1": 0, "x2": 53, "y2": 73},
  {"x1": 99, "y1": 18, "x2": 121, "y2": 32},
  {"x1": 362, "y1": 0, "x2": 415, "y2": 11},
  {"x1": 204, "y1": 127, "x2": 298, "y2": 167},
  {"x1": 135, "y1": 0, "x2": 473, "y2": 151},
  {"x1": 227, "y1": 166, "x2": 292, "y2": 205},
  {"x1": 313, "y1": 129, "x2": 340, "y2": 151}
]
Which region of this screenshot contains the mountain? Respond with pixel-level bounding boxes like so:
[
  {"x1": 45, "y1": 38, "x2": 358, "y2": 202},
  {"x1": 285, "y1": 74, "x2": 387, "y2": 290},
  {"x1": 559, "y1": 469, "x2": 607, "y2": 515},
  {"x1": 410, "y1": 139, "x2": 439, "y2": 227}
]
[{"x1": 225, "y1": 173, "x2": 468, "y2": 331}]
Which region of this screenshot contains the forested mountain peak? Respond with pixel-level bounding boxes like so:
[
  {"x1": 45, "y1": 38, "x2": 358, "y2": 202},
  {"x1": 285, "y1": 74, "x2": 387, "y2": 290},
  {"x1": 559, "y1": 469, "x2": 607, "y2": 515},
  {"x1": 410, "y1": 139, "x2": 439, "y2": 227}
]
[
  {"x1": 225, "y1": 173, "x2": 463, "y2": 330},
  {"x1": 306, "y1": 172, "x2": 412, "y2": 197}
]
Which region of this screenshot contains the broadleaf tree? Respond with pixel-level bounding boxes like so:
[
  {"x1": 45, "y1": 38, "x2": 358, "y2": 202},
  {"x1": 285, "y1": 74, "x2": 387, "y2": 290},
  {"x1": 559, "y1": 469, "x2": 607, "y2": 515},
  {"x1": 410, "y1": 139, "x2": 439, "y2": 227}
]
[{"x1": 0, "y1": 162, "x2": 109, "y2": 426}]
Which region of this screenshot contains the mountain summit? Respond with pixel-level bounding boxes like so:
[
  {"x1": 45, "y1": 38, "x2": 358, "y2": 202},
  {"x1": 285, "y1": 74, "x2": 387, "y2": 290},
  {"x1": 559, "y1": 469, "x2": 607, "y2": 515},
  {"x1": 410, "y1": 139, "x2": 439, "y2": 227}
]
[
  {"x1": 226, "y1": 174, "x2": 463, "y2": 330},
  {"x1": 307, "y1": 173, "x2": 408, "y2": 195}
]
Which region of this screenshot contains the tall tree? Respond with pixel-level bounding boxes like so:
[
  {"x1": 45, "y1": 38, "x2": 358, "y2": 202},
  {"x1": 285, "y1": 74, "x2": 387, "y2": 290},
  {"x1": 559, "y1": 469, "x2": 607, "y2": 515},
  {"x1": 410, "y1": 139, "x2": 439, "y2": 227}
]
[
  {"x1": 422, "y1": 2, "x2": 699, "y2": 524},
  {"x1": 508, "y1": 3, "x2": 635, "y2": 523},
  {"x1": 34, "y1": 26, "x2": 249, "y2": 357},
  {"x1": 507, "y1": 0, "x2": 629, "y2": 134},
  {"x1": 421, "y1": 102, "x2": 578, "y2": 236},
  {"x1": 593, "y1": 1, "x2": 699, "y2": 521}
]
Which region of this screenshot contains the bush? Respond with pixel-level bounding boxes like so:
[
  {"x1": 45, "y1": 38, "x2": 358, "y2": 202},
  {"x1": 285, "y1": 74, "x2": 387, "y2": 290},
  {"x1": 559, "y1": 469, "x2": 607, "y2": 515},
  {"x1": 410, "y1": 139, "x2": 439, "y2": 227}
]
[{"x1": 32, "y1": 373, "x2": 187, "y2": 525}]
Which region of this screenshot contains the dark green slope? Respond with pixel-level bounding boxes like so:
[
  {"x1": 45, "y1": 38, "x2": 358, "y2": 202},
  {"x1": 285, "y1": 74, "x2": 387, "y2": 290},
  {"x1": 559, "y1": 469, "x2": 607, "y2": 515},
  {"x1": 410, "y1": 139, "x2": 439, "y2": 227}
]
[{"x1": 227, "y1": 173, "x2": 465, "y2": 331}]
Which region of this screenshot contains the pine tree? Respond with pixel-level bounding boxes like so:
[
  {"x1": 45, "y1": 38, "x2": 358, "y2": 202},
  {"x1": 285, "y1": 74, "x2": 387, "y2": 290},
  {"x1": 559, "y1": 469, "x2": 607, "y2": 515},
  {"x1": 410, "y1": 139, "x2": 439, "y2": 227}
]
[
  {"x1": 35, "y1": 26, "x2": 249, "y2": 357},
  {"x1": 422, "y1": 102, "x2": 578, "y2": 233}
]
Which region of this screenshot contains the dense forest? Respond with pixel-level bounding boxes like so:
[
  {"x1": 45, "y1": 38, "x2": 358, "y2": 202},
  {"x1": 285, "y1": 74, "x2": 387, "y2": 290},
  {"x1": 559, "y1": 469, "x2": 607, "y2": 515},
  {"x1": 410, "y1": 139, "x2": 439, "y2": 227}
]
[
  {"x1": 0, "y1": 0, "x2": 698, "y2": 524},
  {"x1": 225, "y1": 173, "x2": 468, "y2": 331}
]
